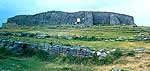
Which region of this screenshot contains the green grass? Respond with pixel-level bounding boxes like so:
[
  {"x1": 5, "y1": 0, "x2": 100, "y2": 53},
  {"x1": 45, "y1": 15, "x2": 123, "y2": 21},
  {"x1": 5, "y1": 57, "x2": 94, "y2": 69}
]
[
  {"x1": 0, "y1": 57, "x2": 93, "y2": 71},
  {"x1": 0, "y1": 47, "x2": 93, "y2": 71},
  {"x1": 0, "y1": 35, "x2": 150, "y2": 50},
  {"x1": 0, "y1": 25, "x2": 150, "y2": 71},
  {"x1": 1, "y1": 25, "x2": 150, "y2": 38}
]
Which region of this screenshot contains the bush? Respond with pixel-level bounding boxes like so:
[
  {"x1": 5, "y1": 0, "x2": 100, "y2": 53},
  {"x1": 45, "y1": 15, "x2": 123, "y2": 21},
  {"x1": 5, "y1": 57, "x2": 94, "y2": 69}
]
[
  {"x1": 0, "y1": 47, "x2": 14, "y2": 56},
  {"x1": 0, "y1": 47, "x2": 123, "y2": 65},
  {"x1": 92, "y1": 52, "x2": 115, "y2": 65},
  {"x1": 99, "y1": 55, "x2": 114, "y2": 65},
  {"x1": 97, "y1": 49, "x2": 123, "y2": 65},
  {"x1": 54, "y1": 55, "x2": 94, "y2": 65},
  {"x1": 112, "y1": 49, "x2": 123, "y2": 59},
  {"x1": 74, "y1": 36, "x2": 98, "y2": 41},
  {"x1": 126, "y1": 50, "x2": 135, "y2": 57},
  {"x1": 0, "y1": 47, "x2": 17, "y2": 58},
  {"x1": 63, "y1": 44, "x2": 72, "y2": 46},
  {"x1": 89, "y1": 36, "x2": 97, "y2": 41},
  {"x1": 61, "y1": 67, "x2": 72, "y2": 71},
  {"x1": 35, "y1": 50, "x2": 51, "y2": 61},
  {"x1": 20, "y1": 47, "x2": 37, "y2": 57}
]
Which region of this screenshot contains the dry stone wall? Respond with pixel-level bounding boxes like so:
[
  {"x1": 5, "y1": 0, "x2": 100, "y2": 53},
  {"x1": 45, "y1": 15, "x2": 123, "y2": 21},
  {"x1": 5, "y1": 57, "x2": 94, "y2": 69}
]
[{"x1": 4, "y1": 11, "x2": 135, "y2": 27}]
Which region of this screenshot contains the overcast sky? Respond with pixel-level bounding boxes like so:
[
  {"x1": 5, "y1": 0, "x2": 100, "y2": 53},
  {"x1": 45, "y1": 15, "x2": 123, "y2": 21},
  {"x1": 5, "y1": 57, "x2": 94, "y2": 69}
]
[{"x1": 0, "y1": 0, "x2": 150, "y2": 26}]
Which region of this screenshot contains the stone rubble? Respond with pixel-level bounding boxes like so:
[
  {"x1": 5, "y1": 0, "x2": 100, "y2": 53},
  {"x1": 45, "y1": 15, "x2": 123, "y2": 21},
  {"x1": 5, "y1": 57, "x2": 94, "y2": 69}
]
[
  {"x1": 1, "y1": 32, "x2": 148, "y2": 42},
  {"x1": 133, "y1": 48, "x2": 145, "y2": 53},
  {"x1": 111, "y1": 68, "x2": 132, "y2": 71},
  {"x1": 111, "y1": 68, "x2": 122, "y2": 71},
  {"x1": 136, "y1": 33, "x2": 150, "y2": 40},
  {"x1": 96, "y1": 49, "x2": 113, "y2": 59},
  {"x1": 0, "y1": 38, "x2": 113, "y2": 59}
]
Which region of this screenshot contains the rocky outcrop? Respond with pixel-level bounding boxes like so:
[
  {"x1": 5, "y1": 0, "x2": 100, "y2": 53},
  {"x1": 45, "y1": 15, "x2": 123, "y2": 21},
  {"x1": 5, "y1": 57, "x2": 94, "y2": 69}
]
[{"x1": 4, "y1": 11, "x2": 135, "y2": 27}]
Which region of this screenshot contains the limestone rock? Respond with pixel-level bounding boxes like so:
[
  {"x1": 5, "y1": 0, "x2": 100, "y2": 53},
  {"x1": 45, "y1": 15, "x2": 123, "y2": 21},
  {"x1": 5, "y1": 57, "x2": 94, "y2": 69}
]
[
  {"x1": 0, "y1": 38, "x2": 94, "y2": 57},
  {"x1": 133, "y1": 48, "x2": 145, "y2": 53},
  {"x1": 4, "y1": 11, "x2": 135, "y2": 27},
  {"x1": 111, "y1": 68, "x2": 122, "y2": 71},
  {"x1": 96, "y1": 49, "x2": 113, "y2": 59}
]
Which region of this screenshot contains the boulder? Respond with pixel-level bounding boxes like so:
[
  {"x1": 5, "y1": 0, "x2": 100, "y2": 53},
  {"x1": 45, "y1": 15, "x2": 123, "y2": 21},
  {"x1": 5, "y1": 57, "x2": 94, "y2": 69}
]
[
  {"x1": 34, "y1": 34, "x2": 49, "y2": 39},
  {"x1": 111, "y1": 68, "x2": 121, "y2": 71},
  {"x1": 96, "y1": 49, "x2": 113, "y2": 59},
  {"x1": 111, "y1": 68, "x2": 132, "y2": 71},
  {"x1": 133, "y1": 48, "x2": 145, "y2": 53}
]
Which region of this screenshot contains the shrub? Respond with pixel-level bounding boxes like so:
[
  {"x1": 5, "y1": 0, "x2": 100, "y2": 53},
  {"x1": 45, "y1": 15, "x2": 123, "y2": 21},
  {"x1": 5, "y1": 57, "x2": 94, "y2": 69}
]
[
  {"x1": 0, "y1": 47, "x2": 17, "y2": 58},
  {"x1": 89, "y1": 36, "x2": 97, "y2": 41},
  {"x1": 0, "y1": 47, "x2": 123, "y2": 65},
  {"x1": 21, "y1": 47, "x2": 37, "y2": 57},
  {"x1": 99, "y1": 55, "x2": 114, "y2": 65},
  {"x1": 55, "y1": 55, "x2": 94, "y2": 65},
  {"x1": 74, "y1": 36, "x2": 98, "y2": 41},
  {"x1": 61, "y1": 67, "x2": 72, "y2": 71},
  {"x1": 92, "y1": 52, "x2": 115, "y2": 65},
  {"x1": 112, "y1": 48, "x2": 123, "y2": 59},
  {"x1": 35, "y1": 50, "x2": 50, "y2": 61},
  {"x1": 126, "y1": 50, "x2": 135, "y2": 57},
  {"x1": 63, "y1": 44, "x2": 72, "y2": 46}
]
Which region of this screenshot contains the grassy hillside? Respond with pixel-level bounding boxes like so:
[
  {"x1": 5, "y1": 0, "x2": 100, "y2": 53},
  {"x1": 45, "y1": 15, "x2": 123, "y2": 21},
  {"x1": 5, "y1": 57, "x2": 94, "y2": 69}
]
[
  {"x1": 0, "y1": 25, "x2": 150, "y2": 71},
  {"x1": 0, "y1": 47, "x2": 92, "y2": 71},
  {"x1": 0, "y1": 25, "x2": 150, "y2": 50}
]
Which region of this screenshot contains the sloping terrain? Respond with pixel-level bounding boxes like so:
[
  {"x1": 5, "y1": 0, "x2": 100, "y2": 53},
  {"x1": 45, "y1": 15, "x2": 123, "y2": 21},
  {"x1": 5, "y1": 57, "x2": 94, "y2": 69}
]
[{"x1": 0, "y1": 25, "x2": 150, "y2": 71}]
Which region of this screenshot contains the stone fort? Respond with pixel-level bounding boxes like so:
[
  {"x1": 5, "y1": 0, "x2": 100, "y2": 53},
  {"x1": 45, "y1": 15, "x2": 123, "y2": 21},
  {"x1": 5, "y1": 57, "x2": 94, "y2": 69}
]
[{"x1": 4, "y1": 11, "x2": 135, "y2": 27}]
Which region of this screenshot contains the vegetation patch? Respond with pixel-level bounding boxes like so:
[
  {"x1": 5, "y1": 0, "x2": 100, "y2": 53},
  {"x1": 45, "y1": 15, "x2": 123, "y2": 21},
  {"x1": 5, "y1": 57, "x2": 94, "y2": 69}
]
[{"x1": 0, "y1": 25, "x2": 150, "y2": 71}]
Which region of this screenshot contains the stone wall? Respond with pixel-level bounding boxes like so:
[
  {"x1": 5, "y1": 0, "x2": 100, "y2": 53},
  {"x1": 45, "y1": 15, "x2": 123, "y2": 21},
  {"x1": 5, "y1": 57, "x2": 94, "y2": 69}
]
[
  {"x1": 93, "y1": 12, "x2": 110, "y2": 25},
  {"x1": 93, "y1": 12, "x2": 134, "y2": 25},
  {"x1": 1, "y1": 32, "x2": 149, "y2": 42},
  {"x1": 0, "y1": 38, "x2": 117, "y2": 59},
  {"x1": 0, "y1": 38, "x2": 94, "y2": 57},
  {"x1": 5, "y1": 11, "x2": 135, "y2": 27}
]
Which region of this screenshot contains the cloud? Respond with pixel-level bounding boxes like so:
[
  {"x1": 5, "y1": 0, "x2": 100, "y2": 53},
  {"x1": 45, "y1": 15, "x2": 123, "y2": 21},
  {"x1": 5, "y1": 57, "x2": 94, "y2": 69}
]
[
  {"x1": 36, "y1": 0, "x2": 96, "y2": 6},
  {"x1": 0, "y1": 0, "x2": 150, "y2": 26},
  {"x1": 35, "y1": 0, "x2": 99, "y2": 12},
  {"x1": 99, "y1": 0, "x2": 150, "y2": 26}
]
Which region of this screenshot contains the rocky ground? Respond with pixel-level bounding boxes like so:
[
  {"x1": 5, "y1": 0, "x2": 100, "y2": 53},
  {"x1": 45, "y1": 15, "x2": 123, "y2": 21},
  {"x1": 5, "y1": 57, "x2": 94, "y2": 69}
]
[{"x1": 0, "y1": 25, "x2": 150, "y2": 71}]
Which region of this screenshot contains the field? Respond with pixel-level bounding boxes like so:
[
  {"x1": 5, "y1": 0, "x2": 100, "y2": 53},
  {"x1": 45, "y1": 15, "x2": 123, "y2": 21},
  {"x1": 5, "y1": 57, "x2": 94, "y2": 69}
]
[
  {"x1": 0, "y1": 25, "x2": 150, "y2": 50},
  {"x1": 0, "y1": 25, "x2": 150, "y2": 71}
]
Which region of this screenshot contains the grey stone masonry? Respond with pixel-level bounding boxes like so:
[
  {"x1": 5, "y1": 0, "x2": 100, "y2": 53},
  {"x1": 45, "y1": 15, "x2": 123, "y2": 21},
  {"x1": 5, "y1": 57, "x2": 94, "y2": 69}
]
[
  {"x1": 0, "y1": 38, "x2": 118, "y2": 59},
  {"x1": 4, "y1": 11, "x2": 135, "y2": 27}
]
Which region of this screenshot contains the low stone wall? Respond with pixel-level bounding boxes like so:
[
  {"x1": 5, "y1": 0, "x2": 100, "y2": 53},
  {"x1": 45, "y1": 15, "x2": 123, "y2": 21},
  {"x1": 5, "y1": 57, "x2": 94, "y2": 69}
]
[
  {"x1": 0, "y1": 38, "x2": 95, "y2": 57},
  {"x1": 0, "y1": 37, "x2": 149, "y2": 60},
  {"x1": 0, "y1": 38, "x2": 119, "y2": 59},
  {"x1": 1, "y1": 32, "x2": 147, "y2": 42},
  {"x1": 136, "y1": 33, "x2": 150, "y2": 40}
]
